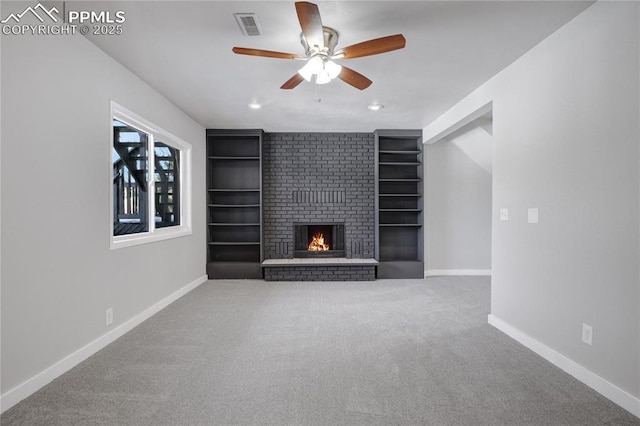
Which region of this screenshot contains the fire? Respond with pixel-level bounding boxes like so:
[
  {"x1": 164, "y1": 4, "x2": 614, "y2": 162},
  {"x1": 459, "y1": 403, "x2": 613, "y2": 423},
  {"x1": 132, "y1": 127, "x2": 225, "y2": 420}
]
[{"x1": 308, "y1": 232, "x2": 330, "y2": 251}]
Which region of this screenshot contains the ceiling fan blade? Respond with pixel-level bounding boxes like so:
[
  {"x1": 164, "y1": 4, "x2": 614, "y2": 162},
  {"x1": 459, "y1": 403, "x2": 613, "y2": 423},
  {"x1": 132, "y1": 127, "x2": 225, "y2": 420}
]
[
  {"x1": 281, "y1": 73, "x2": 305, "y2": 90},
  {"x1": 335, "y1": 34, "x2": 406, "y2": 59},
  {"x1": 232, "y1": 47, "x2": 300, "y2": 60},
  {"x1": 338, "y1": 66, "x2": 373, "y2": 90},
  {"x1": 295, "y1": 2, "x2": 324, "y2": 50}
]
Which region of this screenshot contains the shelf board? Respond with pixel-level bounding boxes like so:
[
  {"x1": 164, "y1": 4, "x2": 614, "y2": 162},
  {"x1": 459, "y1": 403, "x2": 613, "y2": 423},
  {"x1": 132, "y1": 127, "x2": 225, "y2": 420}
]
[
  {"x1": 208, "y1": 156, "x2": 259, "y2": 160},
  {"x1": 208, "y1": 241, "x2": 260, "y2": 246},
  {"x1": 379, "y1": 162, "x2": 422, "y2": 166},
  {"x1": 379, "y1": 178, "x2": 422, "y2": 182},
  {"x1": 208, "y1": 223, "x2": 260, "y2": 226},
  {"x1": 208, "y1": 188, "x2": 260, "y2": 192},
  {"x1": 379, "y1": 193, "x2": 421, "y2": 197},
  {"x1": 379, "y1": 257, "x2": 421, "y2": 263},
  {"x1": 379, "y1": 224, "x2": 422, "y2": 227},
  {"x1": 379, "y1": 209, "x2": 422, "y2": 212},
  {"x1": 208, "y1": 204, "x2": 260, "y2": 208},
  {"x1": 379, "y1": 150, "x2": 421, "y2": 154}
]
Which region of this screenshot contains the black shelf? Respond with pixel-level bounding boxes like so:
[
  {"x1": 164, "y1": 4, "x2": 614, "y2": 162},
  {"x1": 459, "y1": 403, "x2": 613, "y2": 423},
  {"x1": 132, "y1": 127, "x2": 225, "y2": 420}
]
[
  {"x1": 379, "y1": 162, "x2": 422, "y2": 166},
  {"x1": 379, "y1": 150, "x2": 421, "y2": 154},
  {"x1": 208, "y1": 241, "x2": 260, "y2": 246},
  {"x1": 208, "y1": 189, "x2": 260, "y2": 192},
  {"x1": 375, "y1": 130, "x2": 424, "y2": 278},
  {"x1": 208, "y1": 204, "x2": 260, "y2": 208},
  {"x1": 208, "y1": 223, "x2": 260, "y2": 226},
  {"x1": 208, "y1": 156, "x2": 260, "y2": 160},
  {"x1": 207, "y1": 129, "x2": 264, "y2": 279}
]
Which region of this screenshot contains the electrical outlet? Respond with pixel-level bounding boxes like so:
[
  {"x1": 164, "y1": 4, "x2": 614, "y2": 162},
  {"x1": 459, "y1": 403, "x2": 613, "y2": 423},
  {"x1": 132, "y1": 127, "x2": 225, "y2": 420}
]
[
  {"x1": 528, "y1": 208, "x2": 539, "y2": 224},
  {"x1": 500, "y1": 208, "x2": 509, "y2": 221},
  {"x1": 582, "y1": 323, "x2": 592, "y2": 346},
  {"x1": 105, "y1": 308, "x2": 113, "y2": 326}
]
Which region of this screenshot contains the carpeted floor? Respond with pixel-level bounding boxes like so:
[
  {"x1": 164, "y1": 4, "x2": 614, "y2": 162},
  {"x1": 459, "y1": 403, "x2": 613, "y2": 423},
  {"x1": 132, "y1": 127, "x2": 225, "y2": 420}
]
[{"x1": 2, "y1": 277, "x2": 639, "y2": 425}]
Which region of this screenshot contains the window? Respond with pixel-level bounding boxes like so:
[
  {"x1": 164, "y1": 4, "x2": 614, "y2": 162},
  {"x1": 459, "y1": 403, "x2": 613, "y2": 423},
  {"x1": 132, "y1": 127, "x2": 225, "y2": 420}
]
[
  {"x1": 111, "y1": 102, "x2": 191, "y2": 249},
  {"x1": 113, "y1": 120, "x2": 150, "y2": 235},
  {"x1": 153, "y1": 142, "x2": 180, "y2": 229}
]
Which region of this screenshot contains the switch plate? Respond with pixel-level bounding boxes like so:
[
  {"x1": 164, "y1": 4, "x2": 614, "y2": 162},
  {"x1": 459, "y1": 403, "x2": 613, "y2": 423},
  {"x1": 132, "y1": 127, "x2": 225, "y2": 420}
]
[
  {"x1": 582, "y1": 323, "x2": 592, "y2": 346},
  {"x1": 106, "y1": 308, "x2": 113, "y2": 326},
  {"x1": 500, "y1": 208, "x2": 509, "y2": 221},
  {"x1": 528, "y1": 208, "x2": 539, "y2": 224}
]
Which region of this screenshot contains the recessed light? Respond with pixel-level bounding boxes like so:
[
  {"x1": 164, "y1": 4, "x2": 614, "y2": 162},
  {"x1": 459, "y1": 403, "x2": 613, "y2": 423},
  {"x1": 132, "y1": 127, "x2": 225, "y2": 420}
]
[
  {"x1": 368, "y1": 104, "x2": 383, "y2": 111},
  {"x1": 248, "y1": 103, "x2": 261, "y2": 110}
]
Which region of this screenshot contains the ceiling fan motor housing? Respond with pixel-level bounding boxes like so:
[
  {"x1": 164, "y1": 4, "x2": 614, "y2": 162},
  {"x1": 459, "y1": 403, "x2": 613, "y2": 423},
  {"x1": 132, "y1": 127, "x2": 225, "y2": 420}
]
[{"x1": 301, "y1": 26, "x2": 340, "y2": 56}]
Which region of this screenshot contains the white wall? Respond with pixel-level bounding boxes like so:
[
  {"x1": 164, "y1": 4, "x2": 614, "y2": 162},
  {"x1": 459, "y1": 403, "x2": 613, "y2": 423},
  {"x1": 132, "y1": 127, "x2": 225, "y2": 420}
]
[
  {"x1": 1, "y1": 18, "x2": 206, "y2": 408},
  {"x1": 424, "y1": 1, "x2": 640, "y2": 414},
  {"x1": 424, "y1": 140, "x2": 492, "y2": 274}
]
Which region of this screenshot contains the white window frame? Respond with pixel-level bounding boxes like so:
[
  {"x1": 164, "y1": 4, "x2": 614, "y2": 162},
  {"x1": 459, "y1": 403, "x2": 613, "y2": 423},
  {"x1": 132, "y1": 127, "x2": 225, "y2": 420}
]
[{"x1": 110, "y1": 101, "x2": 192, "y2": 249}]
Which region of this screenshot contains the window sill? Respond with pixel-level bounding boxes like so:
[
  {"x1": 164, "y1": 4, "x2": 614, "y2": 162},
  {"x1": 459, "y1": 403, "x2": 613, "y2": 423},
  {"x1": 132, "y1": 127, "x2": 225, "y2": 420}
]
[{"x1": 110, "y1": 225, "x2": 192, "y2": 250}]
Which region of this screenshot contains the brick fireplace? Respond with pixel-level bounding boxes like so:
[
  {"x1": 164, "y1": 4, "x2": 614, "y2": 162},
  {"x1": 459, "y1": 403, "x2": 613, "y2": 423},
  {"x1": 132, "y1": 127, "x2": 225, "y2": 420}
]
[{"x1": 262, "y1": 133, "x2": 376, "y2": 280}]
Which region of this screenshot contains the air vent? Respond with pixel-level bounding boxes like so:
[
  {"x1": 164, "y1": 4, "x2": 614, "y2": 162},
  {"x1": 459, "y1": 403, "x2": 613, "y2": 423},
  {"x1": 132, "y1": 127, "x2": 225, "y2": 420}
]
[{"x1": 234, "y1": 13, "x2": 262, "y2": 36}]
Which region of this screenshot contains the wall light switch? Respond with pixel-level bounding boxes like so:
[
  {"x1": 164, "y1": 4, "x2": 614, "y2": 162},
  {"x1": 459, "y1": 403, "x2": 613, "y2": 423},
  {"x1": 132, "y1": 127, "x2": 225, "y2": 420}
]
[
  {"x1": 528, "y1": 208, "x2": 539, "y2": 224},
  {"x1": 500, "y1": 208, "x2": 509, "y2": 221}
]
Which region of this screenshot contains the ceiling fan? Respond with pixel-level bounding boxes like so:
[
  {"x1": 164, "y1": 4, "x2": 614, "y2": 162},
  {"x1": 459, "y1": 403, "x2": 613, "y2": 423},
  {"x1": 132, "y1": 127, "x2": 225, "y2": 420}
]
[{"x1": 232, "y1": 1, "x2": 406, "y2": 90}]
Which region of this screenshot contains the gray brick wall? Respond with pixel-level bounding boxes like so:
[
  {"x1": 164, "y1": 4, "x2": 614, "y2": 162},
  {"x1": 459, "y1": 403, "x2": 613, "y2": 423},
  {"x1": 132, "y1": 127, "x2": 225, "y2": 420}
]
[{"x1": 263, "y1": 133, "x2": 375, "y2": 259}]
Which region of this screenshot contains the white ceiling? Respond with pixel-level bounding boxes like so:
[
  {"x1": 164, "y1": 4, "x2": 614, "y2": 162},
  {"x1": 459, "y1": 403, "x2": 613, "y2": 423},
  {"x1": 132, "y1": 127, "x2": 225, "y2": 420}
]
[{"x1": 80, "y1": 1, "x2": 593, "y2": 132}]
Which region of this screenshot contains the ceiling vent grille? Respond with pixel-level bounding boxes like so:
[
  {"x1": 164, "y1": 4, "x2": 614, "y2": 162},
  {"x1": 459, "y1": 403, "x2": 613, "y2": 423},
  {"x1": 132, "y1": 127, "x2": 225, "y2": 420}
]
[{"x1": 234, "y1": 13, "x2": 262, "y2": 36}]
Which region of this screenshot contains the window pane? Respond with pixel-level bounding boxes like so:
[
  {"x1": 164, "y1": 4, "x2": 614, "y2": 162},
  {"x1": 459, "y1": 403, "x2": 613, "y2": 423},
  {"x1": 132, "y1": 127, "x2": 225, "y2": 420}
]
[
  {"x1": 113, "y1": 120, "x2": 149, "y2": 236},
  {"x1": 154, "y1": 141, "x2": 180, "y2": 228}
]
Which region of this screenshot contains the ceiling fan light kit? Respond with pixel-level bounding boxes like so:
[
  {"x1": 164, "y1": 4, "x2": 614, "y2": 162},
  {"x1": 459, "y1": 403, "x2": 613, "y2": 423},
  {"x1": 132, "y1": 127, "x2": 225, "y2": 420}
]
[
  {"x1": 298, "y1": 55, "x2": 342, "y2": 84},
  {"x1": 232, "y1": 1, "x2": 406, "y2": 91}
]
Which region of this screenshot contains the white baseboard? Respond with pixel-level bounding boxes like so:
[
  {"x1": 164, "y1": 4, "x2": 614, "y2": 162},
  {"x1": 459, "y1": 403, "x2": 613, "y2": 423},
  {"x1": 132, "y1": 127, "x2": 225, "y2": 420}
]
[
  {"x1": 488, "y1": 314, "x2": 640, "y2": 418},
  {"x1": 0, "y1": 275, "x2": 208, "y2": 414},
  {"x1": 425, "y1": 269, "x2": 491, "y2": 277}
]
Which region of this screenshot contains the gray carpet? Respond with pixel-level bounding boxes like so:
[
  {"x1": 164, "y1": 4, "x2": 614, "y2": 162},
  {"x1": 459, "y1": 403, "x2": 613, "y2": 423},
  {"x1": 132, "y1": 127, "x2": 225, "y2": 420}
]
[{"x1": 3, "y1": 277, "x2": 639, "y2": 425}]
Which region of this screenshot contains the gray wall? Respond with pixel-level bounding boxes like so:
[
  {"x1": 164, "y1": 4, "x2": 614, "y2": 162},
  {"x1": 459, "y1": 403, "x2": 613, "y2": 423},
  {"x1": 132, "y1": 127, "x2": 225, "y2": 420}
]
[
  {"x1": 425, "y1": 140, "x2": 492, "y2": 272},
  {"x1": 424, "y1": 1, "x2": 639, "y2": 401},
  {"x1": 263, "y1": 133, "x2": 375, "y2": 259},
  {"x1": 1, "y1": 21, "x2": 206, "y2": 395}
]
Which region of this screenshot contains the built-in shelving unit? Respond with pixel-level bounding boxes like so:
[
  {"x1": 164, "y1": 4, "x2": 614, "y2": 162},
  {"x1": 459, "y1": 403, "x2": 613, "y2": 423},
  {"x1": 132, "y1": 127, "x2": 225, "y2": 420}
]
[
  {"x1": 206, "y1": 129, "x2": 263, "y2": 279},
  {"x1": 375, "y1": 130, "x2": 424, "y2": 278}
]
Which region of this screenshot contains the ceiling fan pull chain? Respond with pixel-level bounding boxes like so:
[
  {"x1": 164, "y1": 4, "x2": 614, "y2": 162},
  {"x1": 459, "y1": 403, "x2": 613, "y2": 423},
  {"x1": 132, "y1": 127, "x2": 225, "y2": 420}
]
[{"x1": 313, "y1": 80, "x2": 321, "y2": 103}]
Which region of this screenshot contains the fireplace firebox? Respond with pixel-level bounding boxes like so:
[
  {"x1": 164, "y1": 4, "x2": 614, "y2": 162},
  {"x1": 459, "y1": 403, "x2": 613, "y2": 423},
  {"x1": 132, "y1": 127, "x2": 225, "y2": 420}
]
[{"x1": 294, "y1": 223, "x2": 345, "y2": 258}]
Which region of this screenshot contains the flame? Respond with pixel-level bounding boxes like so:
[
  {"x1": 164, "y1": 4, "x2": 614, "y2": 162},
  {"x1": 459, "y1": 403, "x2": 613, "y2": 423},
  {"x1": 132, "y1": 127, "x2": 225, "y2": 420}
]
[{"x1": 308, "y1": 232, "x2": 330, "y2": 251}]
